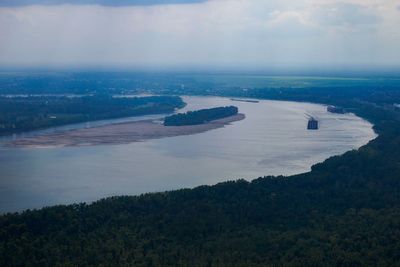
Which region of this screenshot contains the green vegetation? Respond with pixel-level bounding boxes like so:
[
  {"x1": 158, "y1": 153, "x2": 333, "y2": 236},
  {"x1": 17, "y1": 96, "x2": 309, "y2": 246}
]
[
  {"x1": 1, "y1": 72, "x2": 400, "y2": 266},
  {"x1": 0, "y1": 95, "x2": 185, "y2": 135},
  {"x1": 164, "y1": 106, "x2": 238, "y2": 126}
]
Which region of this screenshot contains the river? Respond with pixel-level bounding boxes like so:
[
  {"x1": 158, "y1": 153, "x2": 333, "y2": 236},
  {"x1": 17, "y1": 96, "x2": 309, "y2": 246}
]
[{"x1": 0, "y1": 96, "x2": 376, "y2": 212}]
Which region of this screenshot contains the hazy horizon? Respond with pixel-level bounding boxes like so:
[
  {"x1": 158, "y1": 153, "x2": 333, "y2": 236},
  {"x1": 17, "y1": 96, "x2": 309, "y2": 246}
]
[{"x1": 1, "y1": 65, "x2": 400, "y2": 78}]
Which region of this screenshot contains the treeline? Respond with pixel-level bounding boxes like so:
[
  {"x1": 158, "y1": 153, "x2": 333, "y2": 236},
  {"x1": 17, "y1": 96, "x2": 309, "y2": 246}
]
[
  {"x1": 0, "y1": 95, "x2": 185, "y2": 135},
  {"x1": 164, "y1": 106, "x2": 238, "y2": 126}
]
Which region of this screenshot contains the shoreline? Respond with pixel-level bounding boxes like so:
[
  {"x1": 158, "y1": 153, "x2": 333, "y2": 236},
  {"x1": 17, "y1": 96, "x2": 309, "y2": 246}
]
[
  {"x1": 7, "y1": 114, "x2": 245, "y2": 148},
  {"x1": 0, "y1": 95, "x2": 378, "y2": 214}
]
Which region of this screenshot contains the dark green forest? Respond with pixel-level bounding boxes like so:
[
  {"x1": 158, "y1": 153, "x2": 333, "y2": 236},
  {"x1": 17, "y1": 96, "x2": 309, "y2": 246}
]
[
  {"x1": 1, "y1": 73, "x2": 400, "y2": 266},
  {"x1": 164, "y1": 106, "x2": 238, "y2": 126},
  {"x1": 0, "y1": 95, "x2": 185, "y2": 135}
]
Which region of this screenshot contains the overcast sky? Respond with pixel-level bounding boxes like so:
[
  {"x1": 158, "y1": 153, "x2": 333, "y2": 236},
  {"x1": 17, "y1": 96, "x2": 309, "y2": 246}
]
[{"x1": 0, "y1": 0, "x2": 399, "y2": 69}]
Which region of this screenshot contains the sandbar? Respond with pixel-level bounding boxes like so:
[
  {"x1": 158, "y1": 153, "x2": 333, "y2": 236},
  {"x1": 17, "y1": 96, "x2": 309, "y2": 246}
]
[{"x1": 8, "y1": 114, "x2": 245, "y2": 148}]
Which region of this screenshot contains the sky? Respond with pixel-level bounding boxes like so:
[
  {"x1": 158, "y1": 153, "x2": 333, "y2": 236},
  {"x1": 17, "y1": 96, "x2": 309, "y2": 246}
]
[{"x1": 0, "y1": 0, "x2": 399, "y2": 69}]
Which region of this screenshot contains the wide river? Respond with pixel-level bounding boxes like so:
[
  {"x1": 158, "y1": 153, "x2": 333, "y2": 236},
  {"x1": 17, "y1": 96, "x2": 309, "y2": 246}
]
[{"x1": 0, "y1": 96, "x2": 376, "y2": 213}]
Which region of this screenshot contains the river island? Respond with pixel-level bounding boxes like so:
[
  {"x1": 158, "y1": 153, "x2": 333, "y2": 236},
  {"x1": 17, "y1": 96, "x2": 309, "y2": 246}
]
[{"x1": 8, "y1": 106, "x2": 245, "y2": 148}]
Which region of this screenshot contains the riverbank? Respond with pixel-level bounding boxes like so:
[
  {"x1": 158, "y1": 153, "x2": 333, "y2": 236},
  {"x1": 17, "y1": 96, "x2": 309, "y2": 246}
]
[{"x1": 7, "y1": 113, "x2": 245, "y2": 148}]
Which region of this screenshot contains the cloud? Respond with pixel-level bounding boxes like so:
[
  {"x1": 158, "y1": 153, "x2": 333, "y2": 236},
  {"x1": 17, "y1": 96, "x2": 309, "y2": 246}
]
[
  {"x1": 0, "y1": 0, "x2": 398, "y2": 68},
  {"x1": 313, "y1": 3, "x2": 381, "y2": 27},
  {"x1": 0, "y1": 0, "x2": 206, "y2": 7},
  {"x1": 265, "y1": 10, "x2": 319, "y2": 38}
]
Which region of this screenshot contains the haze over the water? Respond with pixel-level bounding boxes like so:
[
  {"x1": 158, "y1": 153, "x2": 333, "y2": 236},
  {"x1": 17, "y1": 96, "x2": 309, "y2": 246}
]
[{"x1": 0, "y1": 0, "x2": 399, "y2": 69}]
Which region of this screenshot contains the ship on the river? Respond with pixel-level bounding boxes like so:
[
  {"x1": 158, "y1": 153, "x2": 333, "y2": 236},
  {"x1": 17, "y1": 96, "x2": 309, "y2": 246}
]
[
  {"x1": 327, "y1": 105, "x2": 345, "y2": 114},
  {"x1": 307, "y1": 117, "x2": 319, "y2": 130}
]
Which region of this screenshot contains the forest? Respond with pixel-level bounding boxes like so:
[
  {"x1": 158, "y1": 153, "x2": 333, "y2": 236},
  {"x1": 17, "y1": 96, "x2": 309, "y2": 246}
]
[
  {"x1": 164, "y1": 106, "x2": 238, "y2": 126},
  {"x1": 0, "y1": 73, "x2": 400, "y2": 266},
  {"x1": 0, "y1": 95, "x2": 185, "y2": 135}
]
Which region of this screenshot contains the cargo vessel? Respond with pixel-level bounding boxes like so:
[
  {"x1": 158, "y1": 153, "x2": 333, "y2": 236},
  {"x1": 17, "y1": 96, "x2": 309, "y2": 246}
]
[{"x1": 307, "y1": 117, "x2": 319, "y2": 130}]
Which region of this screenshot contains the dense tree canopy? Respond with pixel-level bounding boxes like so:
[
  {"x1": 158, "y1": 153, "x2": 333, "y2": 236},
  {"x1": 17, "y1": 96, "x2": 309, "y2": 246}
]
[
  {"x1": 0, "y1": 95, "x2": 185, "y2": 135},
  {"x1": 164, "y1": 106, "x2": 238, "y2": 126}
]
